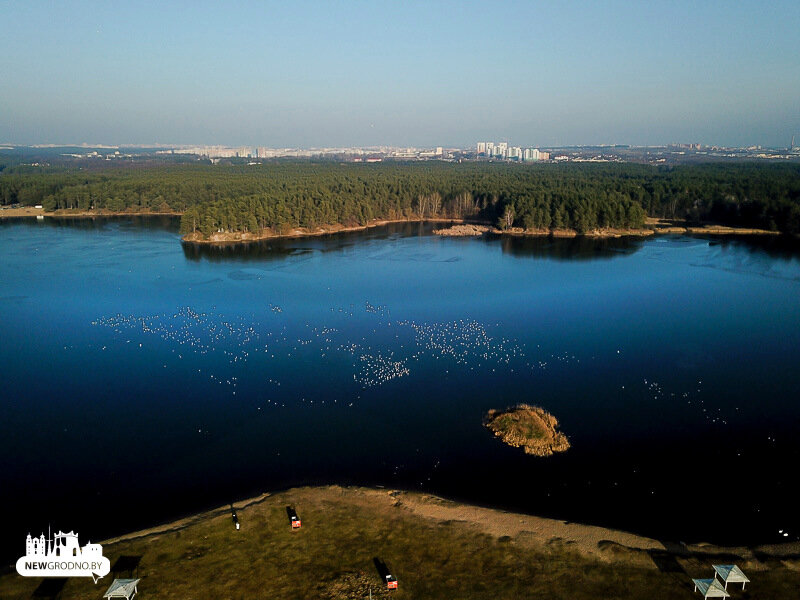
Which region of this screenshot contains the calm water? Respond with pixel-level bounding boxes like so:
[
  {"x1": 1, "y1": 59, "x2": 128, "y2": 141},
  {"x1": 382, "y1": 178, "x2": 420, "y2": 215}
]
[{"x1": 1, "y1": 217, "x2": 800, "y2": 561}]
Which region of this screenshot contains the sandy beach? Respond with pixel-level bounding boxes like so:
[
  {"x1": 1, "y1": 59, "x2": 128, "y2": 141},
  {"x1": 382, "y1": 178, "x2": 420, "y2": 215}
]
[
  {"x1": 181, "y1": 217, "x2": 458, "y2": 244},
  {"x1": 185, "y1": 218, "x2": 783, "y2": 245},
  {"x1": 0, "y1": 207, "x2": 182, "y2": 219},
  {"x1": 431, "y1": 218, "x2": 780, "y2": 239},
  {"x1": 2, "y1": 485, "x2": 797, "y2": 599},
  {"x1": 0, "y1": 206, "x2": 45, "y2": 218}
]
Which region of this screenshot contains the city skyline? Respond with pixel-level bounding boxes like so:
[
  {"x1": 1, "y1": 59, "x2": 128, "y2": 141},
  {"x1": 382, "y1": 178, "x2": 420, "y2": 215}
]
[{"x1": 1, "y1": 1, "x2": 799, "y2": 148}]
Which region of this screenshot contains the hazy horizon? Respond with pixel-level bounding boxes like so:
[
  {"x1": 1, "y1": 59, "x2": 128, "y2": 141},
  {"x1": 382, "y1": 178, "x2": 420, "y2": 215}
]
[
  {"x1": 1, "y1": 140, "x2": 794, "y2": 151},
  {"x1": 2, "y1": 1, "x2": 799, "y2": 148}
]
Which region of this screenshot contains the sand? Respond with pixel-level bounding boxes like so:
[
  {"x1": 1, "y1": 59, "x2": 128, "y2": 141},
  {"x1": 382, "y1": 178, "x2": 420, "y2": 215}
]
[
  {"x1": 2, "y1": 486, "x2": 798, "y2": 599},
  {"x1": 182, "y1": 218, "x2": 458, "y2": 244},
  {"x1": 0, "y1": 206, "x2": 45, "y2": 218},
  {"x1": 0, "y1": 207, "x2": 181, "y2": 219},
  {"x1": 432, "y1": 224, "x2": 493, "y2": 236},
  {"x1": 59, "y1": 486, "x2": 800, "y2": 562}
]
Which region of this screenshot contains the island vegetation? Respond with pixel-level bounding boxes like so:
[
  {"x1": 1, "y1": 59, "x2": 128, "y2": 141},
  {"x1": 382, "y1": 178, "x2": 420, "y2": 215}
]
[
  {"x1": 484, "y1": 404, "x2": 570, "y2": 457},
  {"x1": 1, "y1": 160, "x2": 799, "y2": 239}
]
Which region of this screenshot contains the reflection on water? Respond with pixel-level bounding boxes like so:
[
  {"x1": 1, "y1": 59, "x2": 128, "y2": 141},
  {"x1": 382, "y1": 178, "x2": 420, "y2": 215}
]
[
  {"x1": 18, "y1": 214, "x2": 182, "y2": 233},
  {"x1": 497, "y1": 234, "x2": 645, "y2": 260},
  {"x1": 179, "y1": 220, "x2": 800, "y2": 266},
  {"x1": 181, "y1": 221, "x2": 432, "y2": 262},
  {"x1": 180, "y1": 221, "x2": 651, "y2": 263},
  {"x1": 702, "y1": 234, "x2": 800, "y2": 261}
]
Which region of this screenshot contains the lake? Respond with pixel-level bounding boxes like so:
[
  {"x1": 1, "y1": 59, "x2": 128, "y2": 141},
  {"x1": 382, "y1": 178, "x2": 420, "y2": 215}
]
[{"x1": 1, "y1": 217, "x2": 799, "y2": 562}]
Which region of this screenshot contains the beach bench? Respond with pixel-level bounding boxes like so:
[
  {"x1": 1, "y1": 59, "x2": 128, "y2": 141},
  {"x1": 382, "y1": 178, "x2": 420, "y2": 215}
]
[
  {"x1": 713, "y1": 564, "x2": 749, "y2": 590},
  {"x1": 692, "y1": 578, "x2": 730, "y2": 599}
]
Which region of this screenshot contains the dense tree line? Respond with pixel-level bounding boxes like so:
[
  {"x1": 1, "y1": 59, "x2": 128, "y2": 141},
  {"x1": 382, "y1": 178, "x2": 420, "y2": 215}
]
[{"x1": 1, "y1": 161, "x2": 798, "y2": 235}]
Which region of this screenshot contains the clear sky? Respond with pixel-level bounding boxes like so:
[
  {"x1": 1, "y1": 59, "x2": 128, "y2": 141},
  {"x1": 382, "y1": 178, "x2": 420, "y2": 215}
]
[{"x1": 1, "y1": 1, "x2": 798, "y2": 148}]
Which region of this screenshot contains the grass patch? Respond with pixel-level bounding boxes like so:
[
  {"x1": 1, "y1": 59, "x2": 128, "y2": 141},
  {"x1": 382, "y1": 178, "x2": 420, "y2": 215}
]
[{"x1": 1, "y1": 486, "x2": 797, "y2": 599}]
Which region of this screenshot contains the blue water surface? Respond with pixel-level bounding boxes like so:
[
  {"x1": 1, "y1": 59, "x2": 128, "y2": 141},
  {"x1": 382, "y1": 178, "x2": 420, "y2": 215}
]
[{"x1": 1, "y1": 217, "x2": 799, "y2": 560}]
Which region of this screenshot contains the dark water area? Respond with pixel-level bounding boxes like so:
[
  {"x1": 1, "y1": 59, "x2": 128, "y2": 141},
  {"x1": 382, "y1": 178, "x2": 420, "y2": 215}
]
[{"x1": 1, "y1": 218, "x2": 800, "y2": 563}]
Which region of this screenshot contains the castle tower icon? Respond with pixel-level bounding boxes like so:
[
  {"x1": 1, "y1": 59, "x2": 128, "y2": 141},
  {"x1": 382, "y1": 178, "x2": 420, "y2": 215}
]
[
  {"x1": 53, "y1": 531, "x2": 81, "y2": 557},
  {"x1": 25, "y1": 534, "x2": 47, "y2": 556},
  {"x1": 24, "y1": 530, "x2": 98, "y2": 559}
]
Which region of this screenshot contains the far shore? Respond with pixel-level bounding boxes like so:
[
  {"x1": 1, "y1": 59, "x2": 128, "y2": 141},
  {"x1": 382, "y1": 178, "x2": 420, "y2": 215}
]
[
  {"x1": 1, "y1": 485, "x2": 797, "y2": 600},
  {"x1": 181, "y1": 215, "x2": 784, "y2": 244},
  {"x1": 0, "y1": 207, "x2": 181, "y2": 219},
  {"x1": 432, "y1": 217, "x2": 781, "y2": 239},
  {"x1": 181, "y1": 217, "x2": 457, "y2": 244},
  {"x1": 1, "y1": 207, "x2": 786, "y2": 242},
  {"x1": 183, "y1": 217, "x2": 783, "y2": 245}
]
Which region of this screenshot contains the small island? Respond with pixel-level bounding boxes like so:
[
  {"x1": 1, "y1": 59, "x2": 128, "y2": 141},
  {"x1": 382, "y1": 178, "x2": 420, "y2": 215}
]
[
  {"x1": 485, "y1": 404, "x2": 570, "y2": 457},
  {"x1": 433, "y1": 224, "x2": 492, "y2": 236}
]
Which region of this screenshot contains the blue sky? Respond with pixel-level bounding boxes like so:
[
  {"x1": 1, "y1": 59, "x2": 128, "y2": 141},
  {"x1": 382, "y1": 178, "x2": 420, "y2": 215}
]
[{"x1": 1, "y1": 1, "x2": 798, "y2": 147}]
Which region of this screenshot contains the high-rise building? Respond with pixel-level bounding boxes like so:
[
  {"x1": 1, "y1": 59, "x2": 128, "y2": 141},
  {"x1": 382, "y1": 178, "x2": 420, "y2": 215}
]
[
  {"x1": 520, "y1": 148, "x2": 550, "y2": 161},
  {"x1": 477, "y1": 141, "x2": 551, "y2": 161}
]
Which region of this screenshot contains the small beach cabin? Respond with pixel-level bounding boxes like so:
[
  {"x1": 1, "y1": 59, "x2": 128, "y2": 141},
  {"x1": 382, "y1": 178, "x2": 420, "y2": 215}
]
[
  {"x1": 713, "y1": 564, "x2": 749, "y2": 590},
  {"x1": 286, "y1": 506, "x2": 301, "y2": 529},
  {"x1": 692, "y1": 578, "x2": 730, "y2": 599},
  {"x1": 385, "y1": 573, "x2": 398, "y2": 590},
  {"x1": 374, "y1": 558, "x2": 397, "y2": 590},
  {"x1": 102, "y1": 578, "x2": 140, "y2": 600}
]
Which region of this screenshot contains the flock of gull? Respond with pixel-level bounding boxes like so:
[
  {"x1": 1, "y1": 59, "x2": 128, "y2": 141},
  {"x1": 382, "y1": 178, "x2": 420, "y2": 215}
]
[
  {"x1": 642, "y1": 377, "x2": 733, "y2": 427},
  {"x1": 400, "y1": 319, "x2": 525, "y2": 367},
  {"x1": 92, "y1": 302, "x2": 552, "y2": 397},
  {"x1": 92, "y1": 302, "x2": 734, "y2": 438},
  {"x1": 355, "y1": 353, "x2": 410, "y2": 387},
  {"x1": 93, "y1": 306, "x2": 259, "y2": 365}
]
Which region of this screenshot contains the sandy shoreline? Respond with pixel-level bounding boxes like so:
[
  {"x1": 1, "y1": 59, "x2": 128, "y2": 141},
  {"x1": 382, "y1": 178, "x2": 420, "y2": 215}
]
[
  {"x1": 0, "y1": 206, "x2": 47, "y2": 218},
  {"x1": 180, "y1": 217, "x2": 458, "y2": 244},
  {"x1": 0, "y1": 207, "x2": 181, "y2": 219},
  {"x1": 1, "y1": 208, "x2": 783, "y2": 240},
  {"x1": 185, "y1": 218, "x2": 782, "y2": 244},
  {"x1": 2, "y1": 485, "x2": 798, "y2": 599},
  {"x1": 431, "y1": 219, "x2": 780, "y2": 239},
  {"x1": 96, "y1": 485, "x2": 800, "y2": 561}
]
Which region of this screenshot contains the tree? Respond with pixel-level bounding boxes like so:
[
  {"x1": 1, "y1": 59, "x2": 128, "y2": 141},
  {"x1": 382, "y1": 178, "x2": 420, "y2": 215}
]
[
  {"x1": 499, "y1": 205, "x2": 514, "y2": 230},
  {"x1": 429, "y1": 192, "x2": 442, "y2": 216}
]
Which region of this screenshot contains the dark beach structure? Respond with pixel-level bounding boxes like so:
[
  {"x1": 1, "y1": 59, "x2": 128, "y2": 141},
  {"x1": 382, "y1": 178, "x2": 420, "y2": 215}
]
[
  {"x1": 373, "y1": 557, "x2": 397, "y2": 590},
  {"x1": 286, "y1": 506, "x2": 301, "y2": 529}
]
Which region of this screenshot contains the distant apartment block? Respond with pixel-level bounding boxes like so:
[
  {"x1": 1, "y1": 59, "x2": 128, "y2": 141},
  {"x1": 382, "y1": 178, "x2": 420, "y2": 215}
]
[
  {"x1": 477, "y1": 141, "x2": 549, "y2": 161},
  {"x1": 172, "y1": 145, "x2": 455, "y2": 161}
]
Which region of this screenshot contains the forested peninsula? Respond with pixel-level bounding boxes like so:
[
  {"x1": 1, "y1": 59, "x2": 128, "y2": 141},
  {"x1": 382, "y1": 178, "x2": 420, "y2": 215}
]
[{"x1": 1, "y1": 161, "x2": 799, "y2": 240}]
